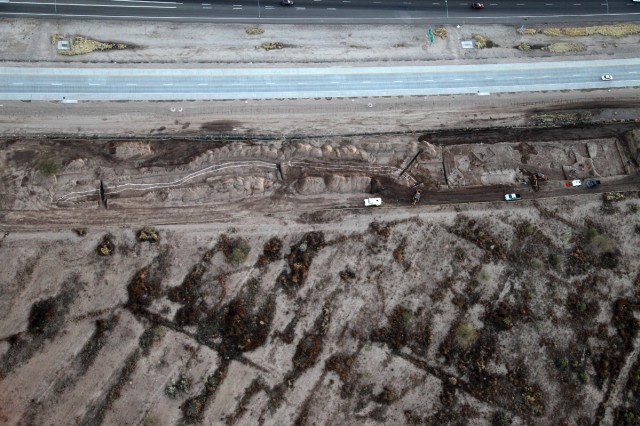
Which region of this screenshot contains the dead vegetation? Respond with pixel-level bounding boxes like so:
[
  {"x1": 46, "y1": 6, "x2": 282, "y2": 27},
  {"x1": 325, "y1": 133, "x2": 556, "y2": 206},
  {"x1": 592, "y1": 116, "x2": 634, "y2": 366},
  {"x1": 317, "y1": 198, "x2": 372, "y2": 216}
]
[
  {"x1": 472, "y1": 34, "x2": 497, "y2": 49},
  {"x1": 57, "y1": 35, "x2": 132, "y2": 55},
  {"x1": 541, "y1": 23, "x2": 640, "y2": 38}
]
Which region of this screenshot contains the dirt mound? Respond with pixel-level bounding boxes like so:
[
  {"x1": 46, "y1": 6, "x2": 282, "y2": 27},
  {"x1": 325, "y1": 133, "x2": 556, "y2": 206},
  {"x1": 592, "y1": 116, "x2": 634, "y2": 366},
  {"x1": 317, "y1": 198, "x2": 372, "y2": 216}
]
[{"x1": 295, "y1": 174, "x2": 370, "y2": 195}]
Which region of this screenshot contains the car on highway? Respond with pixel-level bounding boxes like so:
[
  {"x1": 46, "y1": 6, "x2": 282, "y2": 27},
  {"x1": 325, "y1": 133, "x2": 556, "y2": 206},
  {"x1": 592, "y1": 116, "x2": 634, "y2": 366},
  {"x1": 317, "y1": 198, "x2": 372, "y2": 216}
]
[
  {"x1": 281, "y1": 0, "x2": 293, "y2": 5},
  {"x1": 601, "y1": 74, "x2": 614, "y2": 81},
  {"x1": 471, "y1": 2, "x2": 485, "y2": 8},
  {"x1": 504, "y1": 193, "x2": 521, "y2": 201},
  {"x1": 566, "y1": 179, "x2": 582, "y2": 187},
  {"x1": 364, "y1": 198, "x2": 382, "y2": 207}
]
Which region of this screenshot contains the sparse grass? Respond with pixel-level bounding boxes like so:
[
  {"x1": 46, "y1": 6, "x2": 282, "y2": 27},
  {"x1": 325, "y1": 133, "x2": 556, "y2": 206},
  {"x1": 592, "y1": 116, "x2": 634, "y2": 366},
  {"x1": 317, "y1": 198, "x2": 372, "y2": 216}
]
[
  {"x1": 38, "y1": 159, "x2": 60, "y2": 177},
  {"x1": 521, "y1": 28, "x2": 538, "y2": 35},
  {"x1": 454, "y1": 323, "x2": 477, "y2": 348}
]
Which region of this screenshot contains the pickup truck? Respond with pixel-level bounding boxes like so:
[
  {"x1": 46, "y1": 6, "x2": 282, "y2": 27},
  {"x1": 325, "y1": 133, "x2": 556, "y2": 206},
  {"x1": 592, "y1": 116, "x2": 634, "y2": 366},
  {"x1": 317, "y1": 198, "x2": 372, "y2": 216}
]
[{"x1": 364, "y1": 198, "x2": 382, "y2": 207}]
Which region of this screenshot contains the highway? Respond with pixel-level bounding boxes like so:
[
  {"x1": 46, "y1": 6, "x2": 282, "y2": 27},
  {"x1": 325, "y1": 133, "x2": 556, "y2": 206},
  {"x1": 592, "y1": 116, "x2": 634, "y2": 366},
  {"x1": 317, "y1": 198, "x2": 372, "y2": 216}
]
[
  {"x1": 1, "y1": 0, "x2": 640, "y2": 23},
  {"x1": 1, "y1": 58, "x2": 639, "y2": 101}
]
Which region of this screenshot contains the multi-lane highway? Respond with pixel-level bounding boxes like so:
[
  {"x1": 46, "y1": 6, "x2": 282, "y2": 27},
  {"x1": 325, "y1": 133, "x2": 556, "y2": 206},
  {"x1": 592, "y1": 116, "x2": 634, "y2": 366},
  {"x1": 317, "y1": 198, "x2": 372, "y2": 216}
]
[
  {"x1": 1, "y1": 0, "x2": 640, "y2": 23},
  {"x1": 1, "y1": 58, "x2": 639, "y2": 101}
]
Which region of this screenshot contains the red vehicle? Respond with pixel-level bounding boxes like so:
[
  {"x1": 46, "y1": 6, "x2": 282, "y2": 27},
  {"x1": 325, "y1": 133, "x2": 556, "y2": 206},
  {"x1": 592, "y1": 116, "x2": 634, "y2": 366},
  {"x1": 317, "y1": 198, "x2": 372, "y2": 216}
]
[{"x1": 471, "y1": 2, "x2": 484, "y2": 8}]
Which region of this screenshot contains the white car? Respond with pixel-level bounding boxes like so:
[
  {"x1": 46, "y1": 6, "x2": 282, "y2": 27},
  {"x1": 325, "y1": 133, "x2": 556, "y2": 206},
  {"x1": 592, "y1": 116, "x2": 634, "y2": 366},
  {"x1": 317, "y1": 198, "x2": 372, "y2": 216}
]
[
  {"x1": 504, "y1": 193, "x2": 521, "y2": 201},
  {"x1": 601, "y1": 75, "x2": 614, "y2": 81},
  {"x1": 566, "y1": 179, "x2": 582, "y2": 187},
  {"x1": 364, "y1": 197, "x2": 382, "y2": 207}
]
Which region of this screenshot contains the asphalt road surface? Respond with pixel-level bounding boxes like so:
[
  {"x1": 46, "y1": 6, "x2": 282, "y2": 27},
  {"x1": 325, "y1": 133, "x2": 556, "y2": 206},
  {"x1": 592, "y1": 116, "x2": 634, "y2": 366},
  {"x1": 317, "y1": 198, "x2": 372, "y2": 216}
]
[
  {"x1": 1, "y1": 58, "x2": 639, "y2": 101},
  {"x1": 1, "y1": 0, "x2": 640, "y2": 23}
]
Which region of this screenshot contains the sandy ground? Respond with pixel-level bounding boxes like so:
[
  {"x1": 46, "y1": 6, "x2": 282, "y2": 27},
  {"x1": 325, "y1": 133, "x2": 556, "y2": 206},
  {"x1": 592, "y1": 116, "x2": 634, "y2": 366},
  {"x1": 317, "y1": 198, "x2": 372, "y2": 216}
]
[
  {"x1": 2, "y1": 16, "x2": 640, "y2": 426},
  {"x1": 2, "y1": 18, "x2": 640, "y2": 66}
]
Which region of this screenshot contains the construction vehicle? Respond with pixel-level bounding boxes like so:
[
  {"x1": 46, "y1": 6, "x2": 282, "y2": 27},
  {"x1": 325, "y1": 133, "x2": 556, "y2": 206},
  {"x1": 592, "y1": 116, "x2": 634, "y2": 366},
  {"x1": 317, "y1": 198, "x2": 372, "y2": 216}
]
[{"x1": 530, "y1": 170, "x2": 547, "y2": 192}]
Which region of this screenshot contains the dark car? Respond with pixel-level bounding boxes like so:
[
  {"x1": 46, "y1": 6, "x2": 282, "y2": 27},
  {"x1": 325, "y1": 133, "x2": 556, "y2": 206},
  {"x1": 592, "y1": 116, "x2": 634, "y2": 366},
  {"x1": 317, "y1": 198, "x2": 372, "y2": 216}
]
[
  {"x1": 281, "y1": 0, "x2": 293, "y2": 5},
  {"x1": 471, "y1": 2, "x2": 484, "y2": 8},
  {"x1": 586, "y1": 179, "x2": 601, "y2": 188}
]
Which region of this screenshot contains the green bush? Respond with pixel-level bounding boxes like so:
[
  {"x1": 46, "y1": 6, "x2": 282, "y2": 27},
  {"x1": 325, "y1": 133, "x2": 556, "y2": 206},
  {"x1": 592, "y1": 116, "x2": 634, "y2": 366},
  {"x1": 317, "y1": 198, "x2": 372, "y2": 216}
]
[
  {"x1": 454, "y1": 323, "x2": 477, "y2": 348},
  {"x1": 38, "y1": 159, "x2": 60, "y2": 176},
  {"x1": 228, "y1": 241, "x2": 251, "y2": 264},
  {"x1": 588, "y1": 234, "x2": 616, "y2": 255},
  {"x1": 549, "y1": 253, "x2": 561, "y2": 267}
]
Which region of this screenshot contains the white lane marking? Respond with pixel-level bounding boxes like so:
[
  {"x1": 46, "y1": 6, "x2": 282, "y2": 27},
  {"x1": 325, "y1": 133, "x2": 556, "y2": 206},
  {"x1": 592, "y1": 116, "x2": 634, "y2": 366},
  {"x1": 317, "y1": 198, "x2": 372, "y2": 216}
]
[
  {"x1": 515, "y1": 76, "x2": 523, "y2": 79},
  {"x1": 12, "y1": 82, "x2": 24, "y2": 85},
  {"x1": 127, "y1": 83, "x2": 137, "y2": 86},
  {"x1": 202, "y1": 6, "x2": 211, "y2": 8},
  {"x1": 163, "y1": 83, "x2": 173, "y2": 86},
  {"x1": 51, "y1": 83, "x2": 63, "y2": 85},
  {"x1": 572, "y1": 74, "x2": 580, "y2": 77},
  {"x1": 393, "y1": 80, "x2": 403, "y2": 83},
  {"x1": 432, "y1": 2, "x2": 440, "y2": 4},
  {"x1": 454, "y1": 78, "x2": 464, "y2": 81},
  {"x1": 89, "y1": 83, "x2": 100, "y2": 85},
  {"x1": 485, "y1": 77, "x2": 493, "y2": 80},
  {"x1": 546, "y1": 3, "x2": 553, "y2": 5},
  {"x1": 516, "y1": 3, "x2": 523, "y2": 5},
  {"x1": 423, "y1": 79, "x2": 434, "y2": 82},
  {"x1": 629, "y1": 71, "x2": 638, "y2": 74},
  {"x1": 17, "y1": 1, "x2": 177, "y2": 8},
  {"x1": 489, "y1": 3, "x2": 497, "y2": 4},
  {"x1": 327, "y1": 7, "x2": 336, "y2": 9},
  {"x1": 573, "y1": 3, "x2": 581, "y2": 5},
  {"x1": 542, "y1": 75, "x2": 551, "y2": 78},
  {"x1": 266, "y1": 82, "x2": 275, "y2": 85},
  {"x1": 342, "y1": 0, "x2": 350, "y2": 2},
  {"x1": 108, "y1": 0, "x2": 181, "y2": 3},
  {"x1": 296, "y1": 6, "x2": 306, "y2": 9},
  {"x1": 198, "y1": 83, "x2": 208, "y2": 85}
]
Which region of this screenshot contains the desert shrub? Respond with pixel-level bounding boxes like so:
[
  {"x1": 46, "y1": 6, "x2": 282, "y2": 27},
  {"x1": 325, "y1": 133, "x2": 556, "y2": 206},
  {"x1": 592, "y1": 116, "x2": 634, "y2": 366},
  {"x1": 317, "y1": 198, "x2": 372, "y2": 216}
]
[
  {"x1": 492, "y1": 412, "x2": 511, "y2": 426},
  {"x1": 228, "y1": 241, "x2": 251, "y2": 264},
  {"x1": 477, "y1": 268, "x2": 491, "y2": 285},
  {"x1": 38, "y1": 159, "x2": 60, "y2": 176},
  {"x1": 549, "y1": 253, "x2": 561, "y2": 267},
  {"x1": 454, "y1": 323, "x2": 477, "y2": 348},
  {"x1": 588, "y1": 234, "x2": 616, "y2": 255}
]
